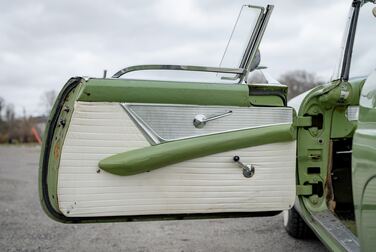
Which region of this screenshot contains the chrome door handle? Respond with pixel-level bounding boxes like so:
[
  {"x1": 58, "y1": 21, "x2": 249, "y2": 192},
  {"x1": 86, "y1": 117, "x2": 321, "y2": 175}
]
[{"x1": 193, "y1": 110, "x2": 232, "y2": 128}]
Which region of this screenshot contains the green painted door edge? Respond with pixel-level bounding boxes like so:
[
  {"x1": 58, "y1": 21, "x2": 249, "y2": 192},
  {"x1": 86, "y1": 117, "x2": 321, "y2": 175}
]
[
  {"x1": 78, "y1": 78, "x2": 251, "y2": 107},
  {"x1": 99, "y1": 124, "x2": 295, "y2": 176},
  {"x1": 39, "y1": 77, "x2": 84, "y2": 221}
]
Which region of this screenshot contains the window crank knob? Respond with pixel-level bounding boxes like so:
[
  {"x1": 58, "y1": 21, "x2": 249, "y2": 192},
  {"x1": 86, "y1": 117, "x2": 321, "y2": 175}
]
[{"x1": 233, "y1": 155, "x2": 255, "y2": 178}]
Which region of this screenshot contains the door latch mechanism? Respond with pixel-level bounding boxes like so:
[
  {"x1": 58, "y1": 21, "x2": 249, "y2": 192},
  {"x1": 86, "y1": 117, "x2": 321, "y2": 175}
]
[{"x1": 233, "y1": 156, "x2": 255, "y2": 178}]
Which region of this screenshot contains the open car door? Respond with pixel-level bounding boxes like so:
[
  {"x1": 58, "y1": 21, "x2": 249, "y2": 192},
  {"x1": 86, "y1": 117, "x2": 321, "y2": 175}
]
[{"x1": 39, "y1": 4, "x2": 297, "y2": 223}]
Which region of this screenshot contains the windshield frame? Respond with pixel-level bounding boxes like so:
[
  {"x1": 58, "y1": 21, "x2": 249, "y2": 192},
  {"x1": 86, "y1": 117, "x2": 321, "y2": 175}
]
[
  {"x1": 218, "y1": 4, "x2": 273, "y2": 83},
  {"x1": 333, "y1": 0, "x2": 376, "y2": 81},
  {"x1": 332, "y1": 0, "x2": 361, "y2": 81}
]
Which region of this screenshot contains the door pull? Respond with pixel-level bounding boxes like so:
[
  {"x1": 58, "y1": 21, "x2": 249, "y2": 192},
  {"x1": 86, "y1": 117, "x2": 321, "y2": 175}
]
[{"x1": 193, "y1": 110, "x2": 233, "y2": 128}]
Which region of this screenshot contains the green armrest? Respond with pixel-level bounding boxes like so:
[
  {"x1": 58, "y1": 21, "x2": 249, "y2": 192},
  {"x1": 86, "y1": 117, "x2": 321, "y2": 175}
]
[{"x1": 98, "y1": 124, "x2": 294, "y2": 176}]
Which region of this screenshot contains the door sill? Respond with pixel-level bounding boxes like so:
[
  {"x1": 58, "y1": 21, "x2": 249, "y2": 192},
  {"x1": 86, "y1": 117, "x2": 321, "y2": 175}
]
[{"x1": 312, "y1": 210, "x2": 359, "y2": 252}]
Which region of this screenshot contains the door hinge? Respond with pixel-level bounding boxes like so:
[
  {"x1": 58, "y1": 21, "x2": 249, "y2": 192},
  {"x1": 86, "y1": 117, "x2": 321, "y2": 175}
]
[
  {"x1": 296, "y1": 184, "x2": 313, "y2": 196},
  {"x1": 294, "y1": 116, "x2": 312, "y2": 127}
]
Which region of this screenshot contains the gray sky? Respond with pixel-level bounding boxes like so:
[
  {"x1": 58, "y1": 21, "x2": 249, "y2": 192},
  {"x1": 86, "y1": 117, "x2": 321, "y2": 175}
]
[{"x1": 0, "y1": 0, "x2": 372, "y2": 115}]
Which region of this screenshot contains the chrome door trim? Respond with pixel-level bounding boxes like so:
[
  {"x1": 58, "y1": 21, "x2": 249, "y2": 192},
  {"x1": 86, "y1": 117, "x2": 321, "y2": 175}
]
[
  {"x1": 121, "y1": 104, "x2": 162, "y2": 145},
  {"x1": 121, "y1": 103, "x2": 293, "y2": 145},
  {"x1": 112, "y1": 64, "x2": 244, "y2": 79}
]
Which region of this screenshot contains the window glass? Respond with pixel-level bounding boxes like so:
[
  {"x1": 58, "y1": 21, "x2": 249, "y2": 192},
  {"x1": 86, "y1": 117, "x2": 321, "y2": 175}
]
[{"x1": 219, "y1": 5, "x2": 262, "y2": 68}]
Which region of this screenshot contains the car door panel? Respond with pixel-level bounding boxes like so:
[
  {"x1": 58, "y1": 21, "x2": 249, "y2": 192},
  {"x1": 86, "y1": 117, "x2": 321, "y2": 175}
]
[
  {"x1": 40, "y1": 75, "x2": 295, "y2": 223},
  {"x1": 57, "y1": 100, "x2": 295, "y2": 217}
]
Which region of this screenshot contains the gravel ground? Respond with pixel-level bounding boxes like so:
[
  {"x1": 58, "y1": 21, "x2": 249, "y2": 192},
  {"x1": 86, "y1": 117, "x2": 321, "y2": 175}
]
[{"x1": 0, "y1": 145, "x2": 327, "y2": 251}]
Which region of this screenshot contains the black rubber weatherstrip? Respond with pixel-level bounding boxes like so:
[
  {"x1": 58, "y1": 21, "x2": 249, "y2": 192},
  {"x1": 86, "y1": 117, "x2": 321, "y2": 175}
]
[{"x1": 41, "y1": 77, "x2": 82, "y2": 223}]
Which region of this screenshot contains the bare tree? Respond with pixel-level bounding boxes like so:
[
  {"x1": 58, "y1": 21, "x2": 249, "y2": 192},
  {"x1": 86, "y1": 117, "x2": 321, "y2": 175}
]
[
  {"x1": 40, "y1": 90, "x2": 57, "y2": 115},
  {"x1": 0, "y1": 97, "x2": 5, "y2": 122},
  {"x1": 5, "y1": 104, "x2": 15, "y2": 143},
  {"x1": 278, "y1": 70, "x2": 323, "y2": 100},
  {"x1": 5, "y1": 104, "x2": 15, "y2": 122}
]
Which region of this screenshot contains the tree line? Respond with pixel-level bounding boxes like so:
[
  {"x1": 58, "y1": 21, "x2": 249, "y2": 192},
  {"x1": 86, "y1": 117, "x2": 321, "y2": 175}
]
[
  {"x1": 248, "y1": 69, "x2": 323, "y2": 99},
  {"x1": 0, "y1": 90, "x2": 56, "y2": 144},
  {"x1": 0, "y1": 70, "x2": 322, "y2": 144}
]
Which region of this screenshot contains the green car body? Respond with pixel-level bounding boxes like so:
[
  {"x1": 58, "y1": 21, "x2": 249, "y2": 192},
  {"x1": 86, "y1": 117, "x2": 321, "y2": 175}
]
[
  {"x1": 39, "y1": 1, "x2": 376, "y2": 251},
  {"x1": 352, "y1": 71, "x2": 376, "y2": 250}
]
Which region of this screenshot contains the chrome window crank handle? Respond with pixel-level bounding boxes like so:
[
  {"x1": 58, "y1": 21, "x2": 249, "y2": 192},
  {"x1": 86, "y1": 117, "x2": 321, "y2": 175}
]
[{"x1": 233, "y1": 156, "x2": 255, "y2": 178}]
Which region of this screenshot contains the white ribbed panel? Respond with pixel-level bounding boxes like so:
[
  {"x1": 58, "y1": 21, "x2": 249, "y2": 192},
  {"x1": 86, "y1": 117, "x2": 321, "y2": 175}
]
[{"x1": 57, "y1": 102, "x2": 296, "y2": 217}]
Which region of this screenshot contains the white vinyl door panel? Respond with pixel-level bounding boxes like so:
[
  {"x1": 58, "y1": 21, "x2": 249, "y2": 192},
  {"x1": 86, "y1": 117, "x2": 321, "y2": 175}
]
[{"x1": 57, "y1": 102, "x2": 296, "y2": 217}]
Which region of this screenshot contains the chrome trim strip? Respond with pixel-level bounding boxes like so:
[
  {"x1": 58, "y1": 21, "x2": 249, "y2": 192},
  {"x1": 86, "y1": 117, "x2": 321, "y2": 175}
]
[
  {"x1": 122, "y1": 104, "x2": 161, "y2": 145},
  {"x1": 121, "y1": 103, "x2": 293, "y2": 144},
  {"x1": 241, "y1": 5, "x2": 274, "y2": 83},
  {"x1": 112, "y1": 64, "x2": 244, "y2": 79},
  {"x1": 219, "y1": 4, "x2": 264, "y2": 76}
]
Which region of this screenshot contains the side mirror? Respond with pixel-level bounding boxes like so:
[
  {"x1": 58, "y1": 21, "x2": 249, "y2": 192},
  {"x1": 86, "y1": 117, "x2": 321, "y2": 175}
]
[
  {"x1": 373, "y1": 7, "x2": 376, "y2": 17},
  {"x1": 249, "y1": 49, "x2": 261, "y2": 72}
]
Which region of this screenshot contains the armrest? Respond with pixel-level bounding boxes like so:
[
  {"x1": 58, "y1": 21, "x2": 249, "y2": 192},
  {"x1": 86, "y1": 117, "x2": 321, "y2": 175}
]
[{"x1": 98, "y1": 124, "x2": 294, "y2": 176}]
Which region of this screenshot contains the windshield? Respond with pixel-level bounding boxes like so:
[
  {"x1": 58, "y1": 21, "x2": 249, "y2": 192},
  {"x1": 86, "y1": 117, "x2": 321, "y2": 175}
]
[{"x1": 350, "y1": 3, "x2": 376, "y2": 78}]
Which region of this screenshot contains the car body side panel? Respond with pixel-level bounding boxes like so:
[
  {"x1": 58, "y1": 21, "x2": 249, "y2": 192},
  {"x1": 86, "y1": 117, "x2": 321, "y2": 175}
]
[{"x1": 352, "y1": 70, "x2": 376, "y2": 251}]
